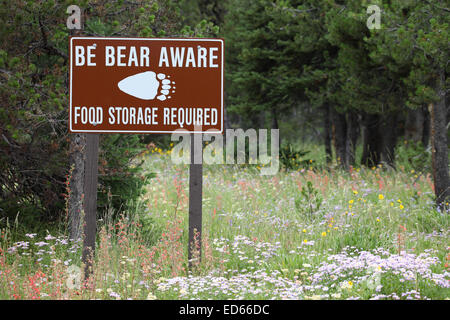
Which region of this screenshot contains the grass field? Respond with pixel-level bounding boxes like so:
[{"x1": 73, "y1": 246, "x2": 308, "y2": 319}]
[{"x1": 0, "y1": 146, "x2": 449, "y2": 300}]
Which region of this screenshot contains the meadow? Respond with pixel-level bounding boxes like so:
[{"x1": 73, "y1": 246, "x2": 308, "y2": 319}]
[{"x1": 0, "y1": 145, "x2": 449, "y2": 300}]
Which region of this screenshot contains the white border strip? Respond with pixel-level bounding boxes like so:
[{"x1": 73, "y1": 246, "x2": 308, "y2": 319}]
[{"x1": 69, "y1": 37, "x2": 224, "y2": 134}]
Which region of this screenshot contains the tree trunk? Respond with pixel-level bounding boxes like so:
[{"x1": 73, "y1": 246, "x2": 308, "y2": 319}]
[
  {"x1": 331, "y1": 107, "x2": 347, "y2": 169},
  {"x1": 421, "y1": 105, "x2": 431, "y2": 148},
  {"x1": 68, "y1": 133, "x2": 85, "y2": 241},
  {"x1": 223, "y1": 91, "x2": 231, "y2": 131},
  {"x1": 380, "y1": 112, "x2": 398, "y2": 168},
  {"x1": 346, "y1": 111, "x2": 359, "y2": 167},
  {"x1": 323, "y1": 104, "x2": 332, "y2": 164},
  {"x1": 430, "y1": 70, "x2": 450, "y2": 207},
  {"x1": 404, "y1": 108, "x2": 425, "y2": 142},
  {"x1": 361, "y1": 113, "x2": 382, "y2": 167},
  {"x1": 271, "y1": 108, "x2": 279, "y2": 130},
  {"x1": 67, "y1": 28, "x2": 86, "y2": 242}
]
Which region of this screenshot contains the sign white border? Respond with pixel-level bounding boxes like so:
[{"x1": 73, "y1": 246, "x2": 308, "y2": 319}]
[{"x1": 69, "y1": 37, "x2": 224, "y2": 134}]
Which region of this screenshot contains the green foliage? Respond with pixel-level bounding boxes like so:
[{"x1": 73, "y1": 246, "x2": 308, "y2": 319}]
[
  {"x1": 279, "y1": 143, "x2": 313, "y2": 170},
  {"x1": 136, "y1": 212, "x2": 162, "y2": 246},
  {"x1": 0, "y1": 0, "x2": 215, "y2": 230},
  {"x1": 395, "y1": 141, "x2": 431, "y2": 174},
  {"x1": 295, "y1": 181, "x2": 323, "y2": 218},
  {"x1": 97, "y1": 134, "x2": 156, "y2": 218}
]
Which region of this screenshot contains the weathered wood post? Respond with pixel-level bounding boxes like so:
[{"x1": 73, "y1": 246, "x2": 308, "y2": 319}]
[
  {"x1": 69, "y1": 36, "x2": 223, "y2": 276},
  {"x1": 81, "y1": 133, "x2": 99, "y2": 278},
  {"x1": 188, "y1": 133, "x2": 203, "y2": 268},
  {"x1": 67, "y1": 6, "x2": 99, "y2": 279}
]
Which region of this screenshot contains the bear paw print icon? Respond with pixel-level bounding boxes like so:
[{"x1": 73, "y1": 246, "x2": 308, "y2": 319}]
[{"x1": 117, "y1": 71, "x2": 175, "y2": 101}]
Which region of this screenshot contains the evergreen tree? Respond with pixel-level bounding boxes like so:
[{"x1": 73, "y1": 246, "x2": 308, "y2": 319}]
[{"x1": 367, "y1": 0, "x2": 449, "y2": 206}]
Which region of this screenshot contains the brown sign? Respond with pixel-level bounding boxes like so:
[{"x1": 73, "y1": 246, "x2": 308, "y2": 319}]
[{"x1": 69, "y1": 37, "x2": 224, "y2": 133}]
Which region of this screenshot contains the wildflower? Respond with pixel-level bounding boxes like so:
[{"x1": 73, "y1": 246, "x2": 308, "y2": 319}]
[
  {"x1": 349, "y1": 200, "x2": 354, "y2": 204},
  {"x1": 331, "y1": 293, "x2": 341, "y2": 299},
  {"x1": 302, "y1": 229, "x2": 307, "y2": 233},
  {"x1": 109, "y1": 291, "x2": 121, "y2": 300},
  {"x1": 303, "y1": 263, "x2": 311, "y2": 268},
  {"x1": 321, "y1": 232, "x2": 327, "y2": 237},
  {"x1": 378, "y1": 194, "x2": 384, "y2": 200},
  {"x1": 399, "y1": 204, "x2": 404, "y2": 210},
  {"x1": 340, "y1": 281, "x2": 353, "y2": 290},
  {"x1": 146, "y1": 292, "x2": 157, "y2": 300},
  {"x1": 376, "y1": 218, "x2": 380, "y2": 222},
  {"x1": 303, "y1": 239, "x2": 308, "y2": 244},
  {"x1": 353, "y1": 190, "x2": 358, "y2": 195},
  {"x1": 25, "y1": 233, "x2": 37, "y2": 239}
]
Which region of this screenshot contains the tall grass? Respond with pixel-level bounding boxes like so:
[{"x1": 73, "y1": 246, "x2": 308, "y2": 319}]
[{"x1": 0, "y1": 146, "x2": 448, "y2": 300}]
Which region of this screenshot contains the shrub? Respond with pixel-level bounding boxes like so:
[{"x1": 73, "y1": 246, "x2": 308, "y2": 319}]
[
  {"x1": 280, "y1": 143, "x2": 314, "y2": 170},
  {"x1": 395, "y1": 140, "x2": 431, "y2": 173}
]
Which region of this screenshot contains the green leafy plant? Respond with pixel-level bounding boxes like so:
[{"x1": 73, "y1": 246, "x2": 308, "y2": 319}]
[
  {"x1": 295, "y1": 181, "x2": 323, "y2": 219},
  {"x1": 395, "y1": 140, "x2": 431, "y2": 174},
  {"x1": 97, "y1": 134, "x2": 156, "y2": 220},
  {"x1": 279, "y1": 143, "x2": 314, "y2": 170}
]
